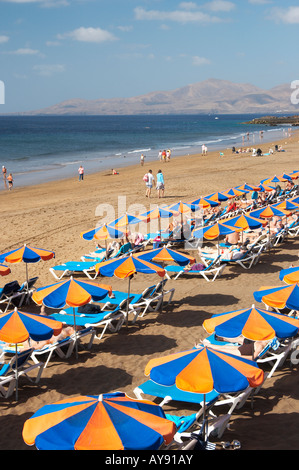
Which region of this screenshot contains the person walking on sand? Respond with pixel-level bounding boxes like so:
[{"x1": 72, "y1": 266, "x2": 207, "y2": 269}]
[
  {"x1": 78, "y1": 165, "x2": 84, "y2": 181},
  {"x1": 2, "y1": 166, "x2": 6, "y2": 180},
  {"x1": 156, "y1": 169, "x2": 165, "y2": 198},
  {"x1": 140, "y1": 153, "x2": 145, "y2": 166},
  {"x1": 145, "y1": 169, "x2": 155, "y2": 198},
  {"x1": 7, "y1": 173, "x2": 13, "y2": 190}
]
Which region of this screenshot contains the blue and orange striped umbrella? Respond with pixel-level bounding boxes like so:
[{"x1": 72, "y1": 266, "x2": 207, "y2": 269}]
[
  {"x1": 250, "y1": 205, "x2": 290, "y2": 219},
  {"x1": 192, "y1": 221, "x2": 242, "y2": 240},
  {"x1": 145, "y1": 346, "x2": 264, "y2": 395},
  {"x1": 203, "y1": 305, "x2": 299, "y2": 341},
  {"x1": 0, "y1": 308, "x2": 62, "y2": 400},
  {"x1": 32, "y1": 278, "x2": 112, "y2": 357},
  {"x1": 221, "y1": 213, "x2": 267, "y2": 231},
  {"x1": 145, "y1": 346, "x2": 264, "y2": 439},
  {"x1": 253, "y1": 283, "x2": 299, "y2": 312},
  {"x1": 135, "y1": 246, "x2": 195, "y2": 267},
  {"x1": 0, "y1": 244, "x2": 55, "y2": 282},
  {"x1": 22, "y1": 392, "x2": 176, "y2": 450},
  {"x1": 279, "y1": 266, "x2": 299, "y2": 285},
  {"x1": 96, "y1": 255, "x2": 165, "y2": 326},
  {"x1": 80, "y1": 223, "x2": 126, "y2": 241},
  {"x1": 0, "y1": 264, "x2": 11, "y2": 276}
]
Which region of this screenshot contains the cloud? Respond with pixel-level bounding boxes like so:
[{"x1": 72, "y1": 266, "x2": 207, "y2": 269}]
[
  {"x1": 192, "y1": 55, "x2": 211, "y2": 66},
  {"x1": 58, "y1": 27, "x2": 117, "y2": 43},
  {"x1": 270, "y1": 6, "x2": 299, "y2": 24},
  {"x1": 134, "y1": 7, "x2": 225, "y2": 24},
  {"x1": 0, "y1": 35, "x2": 9, "y2": 44},
  {"x1": 7, "y1": 47, "x2": 40, "y2": 54},
  {"x1": 204, "y1": 1, "x2": 235, "y2": 12},
  {"x1": 0, "y1": 0, "x2": 69, "y2": 6},
  {"x1": 33, "y1": 64, "x2": 65, "y2": 76}
]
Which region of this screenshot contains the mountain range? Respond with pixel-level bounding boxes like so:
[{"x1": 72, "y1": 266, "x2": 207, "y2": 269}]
[{"x1": 14, "y1": 78, "x2": 297, "y2": 115}]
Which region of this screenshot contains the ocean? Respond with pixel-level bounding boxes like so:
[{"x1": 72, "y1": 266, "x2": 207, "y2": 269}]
[{"x1": 0, "y1": 114, "x2": 292, "y2": 189}]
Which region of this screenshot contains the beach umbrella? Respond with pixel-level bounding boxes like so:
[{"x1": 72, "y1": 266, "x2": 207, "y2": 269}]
[
  {"x1": 221, "y1": 213, "x2": 267, "y2": 231},
  {"x1": 0, "y1": 308, "x2": 62, "y2": 400},
  {"x1": 253, "y1": 283, "x2": 299, "y2": 312},
  {"x1": 206, "y1": 192, "x2": 230, "y2": 202},
  {"x1": 80, "y1": 223, "x2": 126, "y2": 241},
  {"x1": 257, "y1": 184, "x2": 276, "y2": 192},
  {"x1": 236, "y1": 184, "x2": 261, "y2": 192},
  {"x1": 166, "y1": 201, "x2": 200, "y2": 214},
  {"x1": 279, "y1": 266, "x2": 299, "y2": 285},
  {"x1": 188, "y1": 197, "x2": 219, "y2": 209},
  {"x1": 22, "y1": 391, "x2": 176, "y2": 450},
  {"x1": 203, "y1": 305, "x2": 299, "y2": 341},
  {"x1": 0, "y1": 244, "x2": 55, "y2": 283},
  {"x1": 139, "y1": 206, "x2": 174, "y2": 239},
  {"x1": 80, "y1": 223, "x2": 127, "y2": 257},
  {"x1": 109, "y1": 213, "x2": 142, "y2": 229},
  {"x1": 222, "y1": 188, "x2": 249, "y2": 198},
  {"x1": 192, "y1": 221, "x2": 242, "y2": 255},
  {"x1": 273, "y1": 200, "x2": 299, "y2": 212},
  {"x1": 263, "y1": 175, "x2": 290, "y2": 185},
  {"x1": 96, "y1": 254, "x2": 165, "y2": 326},
  {"x1": 144, "y1": 346, "x2": 264, "y2": 440},
  {"x1": 32, "y1": 278, "x2": 112, "y2": 357},
  {"x1": 0, "y1": 264, "x2": 11, "y2": 276},
  {"x1": 136, "y1": 247, "x2": 195, "y2": 267},
  {"x1": 250, "y1": 205, "x2": 290, "y2": 220}
]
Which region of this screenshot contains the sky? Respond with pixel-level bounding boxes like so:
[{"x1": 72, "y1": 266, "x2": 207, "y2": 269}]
[{"x1": 0, "y1": 0, "x2": 298, "y2": 112}]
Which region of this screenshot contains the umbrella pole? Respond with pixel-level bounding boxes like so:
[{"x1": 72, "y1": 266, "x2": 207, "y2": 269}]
[
  {"x1": 15, "y1": 343, "x2": 18, "y2": 402},
  {"x1": 202, "y1": 394, "x2": 207, "y2": 441},
  {"x1": 126, "y1": 276, "x2": 132, "y2": 328},
  {"x1": 73, "y1": 307, "x2": 78, "y2": 359},
  {"x1": 26, "y1": 263, "x2": 29, "y2": 284}
]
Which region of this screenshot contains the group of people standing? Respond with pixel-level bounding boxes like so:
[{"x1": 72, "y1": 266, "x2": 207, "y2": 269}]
[
  {"x1": 158, "y1": 149, "x2": 171, "y2": 162},
  {"x1": 2, "y1": 165, "x2": 13, "y2": 190},
  {"x1": 143, "y1": 169, "x2": 165, "y2": 199}
]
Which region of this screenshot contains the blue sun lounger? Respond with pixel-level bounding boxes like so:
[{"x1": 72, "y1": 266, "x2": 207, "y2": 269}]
[{"x1": 49, "y1": 261, "x2": 98, "y2": 280}]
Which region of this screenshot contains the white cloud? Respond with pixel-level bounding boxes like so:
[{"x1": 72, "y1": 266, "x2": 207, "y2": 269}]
[
  {"x1": 33, "y1": 64, "x2": 65, "y2": 76},
  {"x1": 192, "y1": 56, "x2": 211, "y2": 66},
  {"x1": 270, "y1": 6, "x2": 299, "y2": 24},
  {"x1": 8, "y1": 47, "x2": 40, "y2": 54},
  {"x1": 204, "y1": 1, "x2": 235, "y2": 12},
  {"x1": 0, "y1": 35, "x2": 9, "y2": 44},
  {"x1": 58, "y1": 27, "x2": 117, "y2": 43},
  {"x1": 134, "y1": 6, "x2": 222, "y2": 23}
]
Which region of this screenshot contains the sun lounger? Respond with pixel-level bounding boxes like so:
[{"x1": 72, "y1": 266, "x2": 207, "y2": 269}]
[
  {"x1": 49, "y1": 261, "x2": 98, "y2": 280},
  {"x1": 0, "y1": 280, "x2": 28, "y2": 312},
  {"x1": 48, "y1": 306, "x2": 125, "y2": 341},
  {"x1": 165, "y1": 256, "x2": 226, "y2": 281},
  {"x1": 30, "y1": 327, "x2": 96, "y2": 368},
  {"x1": 0, "y1": 348, "x2": 44, "y2": 398}
]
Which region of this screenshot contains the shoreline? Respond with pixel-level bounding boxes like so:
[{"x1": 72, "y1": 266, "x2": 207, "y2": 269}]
[
  {"x1": 0, "y1": 128, "x2": 299, "y2": 450},
  {"x1": 0, "y1": 115, "x2": 293, "y2": 191},
  {"x1": 0, "y1": 127, "x2": 296, "y2": 195}
]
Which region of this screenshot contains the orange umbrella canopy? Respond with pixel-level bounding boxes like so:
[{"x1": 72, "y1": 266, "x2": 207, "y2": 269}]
[
  {"x1": 0, "y1": 264, "x2": 11, "y2": 276},
  {"x1": 0, "y1": 245, "x2": 54, "y2": 264},
  {"x1": 96, "y1": 254, "x2": 165, "y2": 279}
]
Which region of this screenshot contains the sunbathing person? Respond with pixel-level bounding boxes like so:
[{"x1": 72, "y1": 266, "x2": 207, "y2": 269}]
[
  {"x1": 20, "y1": 325, "x2": 82, "y2": 351},
  {"x1": 198, "y1": 337, "x2": 270, "y2": 361},
  {"x1": 199, "y1": 243, "x2": 248, "y2": 261}
]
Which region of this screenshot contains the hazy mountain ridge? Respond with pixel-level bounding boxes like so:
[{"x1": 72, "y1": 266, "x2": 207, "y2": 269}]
[{"x1": 12, "y1": 79, "x2": 297, "y2": 116}]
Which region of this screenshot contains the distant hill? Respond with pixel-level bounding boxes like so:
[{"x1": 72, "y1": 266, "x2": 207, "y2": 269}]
[{"x1": 12, "y1": 78, "x2": 298, "y2": 116}]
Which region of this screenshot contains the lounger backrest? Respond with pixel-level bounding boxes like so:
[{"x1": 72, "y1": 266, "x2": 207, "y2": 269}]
[
  {"x1": 141, "y1": 285, "x2": 156, "y2": 299},
  {"x1": 11, "y1": 348, "x2": 34, "y2": 370},
  {"x1": 256, "y1": 337, "x2": 280, "y2": 359},
  {"x1": 155, "y1": 279, "x2": 167, "y2": 294},
  {"x1": 1, "y1": 280, "x2": 21, "y2": 296}
]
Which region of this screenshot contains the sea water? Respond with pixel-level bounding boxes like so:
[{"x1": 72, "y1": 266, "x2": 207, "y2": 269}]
[{"x1": 0, "y1": 114, "x2": 292, "y2": 189}]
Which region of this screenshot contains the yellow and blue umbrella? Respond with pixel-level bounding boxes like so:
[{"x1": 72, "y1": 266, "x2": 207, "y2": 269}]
[
  {"x1": 273, "y1": 200, "x2": 299, "y2": 211},
  {"x1": 136, "y1": 247, "x2": 195, "y2": 267},
  {"x1": 22, "y1": 391, "x2": 176, "y2": 450},
  {"x1": 32, "y1": 278, "x2": 112, "y2": 357},
  {"x1": 109, "y1": 213, "x2": 142, "y2": 229},
  {"x1": 206, "y1": 192, "x2": 230, "y2": 202},
  {"x1": 0, "y1": 264, "x2": 11, "y2": 276},
  {"x1": 253, "y1": 283, "x2": 299, "y2": 312},
  {"x1": 145, "y1": 346, "x2": 264, "y2": 439},
  {"x1": 0, "y1": 308, "x2": 62, "y2": 400},
  {"x1": 192, "y1": 221, "x2": 242, "y2": 241},
  {"x1": 139, "y1": 206, "x2": 174, "y2": 239},
  {"x1": 222, "y1": 188, "x2": 249, "y2": 198},
  {"x1": 0, "y1": 244, "x2": 55, "y2": 283},
  {"x1": 279, "y1": 266, "x2": 299, "y2": 285},
  {"x1": 250, "y1": 204, "x2": 290, "y2": 219},
  {"x1": 236, "y1": 184, "x2": 261, "y2": 192},
  {"x1": 96, "y1": 255, "x2": 165, "y2": 326},
  {"x1": 80, "y1": 223, "x2": 126, "y2": 241},
  {"x1": 203, "y1": 305, "x2": 299, "y2": 341},
  {"x1": 188, "y1": 197, "x2": 219, "y2": 209},
  {"x1": 221, "y1": 213, "x2": 267, "y2": 231}
]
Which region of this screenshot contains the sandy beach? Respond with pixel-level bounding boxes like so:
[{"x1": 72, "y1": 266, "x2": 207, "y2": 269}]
[{"x1": 0, "y1": 129, "x2": 299, "y2": 451}]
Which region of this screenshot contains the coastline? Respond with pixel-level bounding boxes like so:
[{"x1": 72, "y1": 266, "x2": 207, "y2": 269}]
[{"x1": 0, "y1": 129, "x2": 299, "y2": 450}]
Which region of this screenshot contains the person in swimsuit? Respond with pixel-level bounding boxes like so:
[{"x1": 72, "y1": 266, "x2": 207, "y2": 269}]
[{"x1": 199, "y1": 337, "x2": 270, "y2": 361}]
